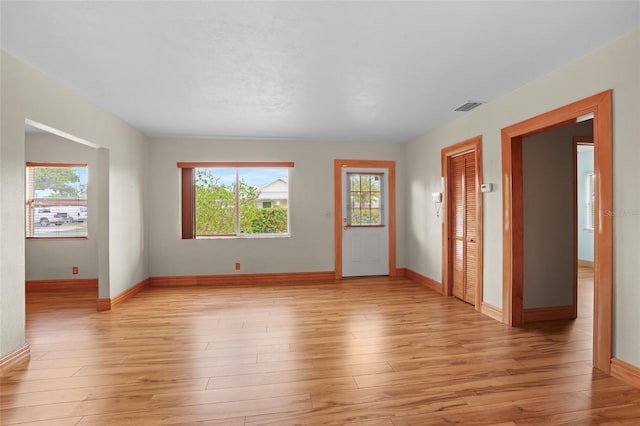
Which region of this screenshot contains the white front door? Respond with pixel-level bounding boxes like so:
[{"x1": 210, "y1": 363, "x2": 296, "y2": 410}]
[{"x1": 341, "y1": 168, "x2": 389, "y2": 277}]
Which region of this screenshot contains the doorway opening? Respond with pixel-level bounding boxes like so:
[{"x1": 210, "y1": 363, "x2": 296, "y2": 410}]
[
  {"x1": 518, "y1": 122, "x2": 594, "y2": 323},
  {"x1": 23, "y1": 119, "x2": 109, "y2": 312},
  {"x1": 576, "y1": 138, "x2": 595, "y2": 337},
  {"x1": 501, "y1": 90, "x2": 612, "y2": 373}
]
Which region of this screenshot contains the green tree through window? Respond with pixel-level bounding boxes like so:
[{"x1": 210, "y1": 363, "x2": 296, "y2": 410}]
[
  {"x1": 26, "y1": 163, "x2": 88, "y2": 238},
  {"x1": 194, "y1": 167, "x2": 289, "y2": 236},
  {"x1": 34, "y1": 167, "x2": 84, "y2": 197}
]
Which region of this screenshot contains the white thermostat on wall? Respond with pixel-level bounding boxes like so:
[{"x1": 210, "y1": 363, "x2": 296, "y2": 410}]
[{"x1": 480, "y1": 183, "x2": 493, "y2": 193}]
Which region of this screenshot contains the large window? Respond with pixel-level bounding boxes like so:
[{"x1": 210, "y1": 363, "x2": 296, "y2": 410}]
[
  {"x1": 179, "y1": 162, "x2": 293, "y2": 239},
  {"x1": 26, "y1": 163, "x2": 88, "y2": 238}
]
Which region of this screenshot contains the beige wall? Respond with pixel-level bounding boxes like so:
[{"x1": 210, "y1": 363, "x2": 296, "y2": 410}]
[
  {"x1": 405, "y1": 29, "x2": 639, "y2": 366},
  {"x1": 522, "y1": 121, "x2": 592, "y2": 308},
  {"x1": 25, "y1": 133, "x2": 99, "y2": 281},
  {"x1": 2, "y1": 29, "x2": 638, "y2": 371},
  {"x1": 147, "y1": 138, "x2": 406, "y2": 277},
  {"x1": 0, "y1": 50, "x2": 149, "y2": 357}
]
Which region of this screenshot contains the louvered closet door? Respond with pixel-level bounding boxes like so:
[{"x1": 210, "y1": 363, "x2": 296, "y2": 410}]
[
  {"x1": 451, "y1": 155, "x2": 466, "y2": 301},
  {"x1": 450, "y1": 152, "x2": 477, "y2": 305}
]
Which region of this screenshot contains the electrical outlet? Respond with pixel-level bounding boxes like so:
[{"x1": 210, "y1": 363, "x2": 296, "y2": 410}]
[
  {"x1": 72, "y1": 266, "x2": 78, "y2": 275},
  {"x1": 235, "y1": 262, "x2": 240, "y2": 271}
]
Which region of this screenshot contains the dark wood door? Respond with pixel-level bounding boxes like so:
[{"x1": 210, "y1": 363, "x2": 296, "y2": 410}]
[{"x1": 450, "y1": 152, "x2": 477, "y2": 305}]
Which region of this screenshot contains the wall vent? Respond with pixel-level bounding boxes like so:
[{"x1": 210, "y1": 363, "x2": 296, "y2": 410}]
[{"x1": 454, "y1": 101, "x2": 485, "y2": 112}]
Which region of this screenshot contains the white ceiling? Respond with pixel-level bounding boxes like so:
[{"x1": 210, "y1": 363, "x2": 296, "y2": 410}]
[{"x1": 2, "y1": 1, "x2": 639, "y2": 143}]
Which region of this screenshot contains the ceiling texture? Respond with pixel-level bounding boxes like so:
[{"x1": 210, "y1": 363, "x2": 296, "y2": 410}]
[{"x1": 1, "y1": 1, "x2": 639, "y2": 143}]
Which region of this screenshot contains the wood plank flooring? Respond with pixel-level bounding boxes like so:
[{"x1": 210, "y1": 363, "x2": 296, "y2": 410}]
[{"x1": 1, "y1": 270, "x2": 639, "y2": 425}]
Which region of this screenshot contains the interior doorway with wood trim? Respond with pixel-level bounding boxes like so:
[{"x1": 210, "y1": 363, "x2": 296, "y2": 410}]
[
  {"x1": 515, "y1": 122, "x2": 594, "y2": 325},
  {"x1": 441, "y1": 136, "x2": 483, "y2": 311},
  {"x1": 501, "y1": 90, "x2": 612, "y2": 373},
  {"x1": 23, "y1": 120, "x2": 108, "y2": 312},
  {"x1": 334, "y1": 159, "x2": 396, "y2": 279}
]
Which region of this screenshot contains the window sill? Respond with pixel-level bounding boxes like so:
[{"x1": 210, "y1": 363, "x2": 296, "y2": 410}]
[
  {"x1": 26, "y1": 237, "x2": 89, "y2": 240},
  {"x1": 195, "y1": 234, "x2": 290, "y2": 240}
]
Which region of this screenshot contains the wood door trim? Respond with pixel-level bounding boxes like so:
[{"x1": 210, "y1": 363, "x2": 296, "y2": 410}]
[
  {"x1": 441, "y1": 136, "x2": 483, "y2": 311},
  {"x1": 501, "y1": 90, "x2": 612, "y2": 373},
  {"x1": 334, "y1": 159, "x2": 396, "y2": 279},
  {"x1": 572, "y1": 140, "x2": 578, "y2": 320}
]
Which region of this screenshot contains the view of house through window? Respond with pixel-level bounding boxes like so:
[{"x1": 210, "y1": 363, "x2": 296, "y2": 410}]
[
  {"x1": 194, "y1": 167, "x2": 289, "y2": 237},
  {"x1": 26, "y1": 163, "x2": 88, "y2": 238}
]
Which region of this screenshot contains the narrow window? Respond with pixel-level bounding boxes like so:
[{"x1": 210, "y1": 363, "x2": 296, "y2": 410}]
[
  {"x1": 178, "y1": 162, "x2": 293, "y2": 238},
  {"x1": 26, "y1": 163, "x2": 88, "y2": 238},
  {"x1": 585, "y1": 172, "x2": 595, "y2": 230}
]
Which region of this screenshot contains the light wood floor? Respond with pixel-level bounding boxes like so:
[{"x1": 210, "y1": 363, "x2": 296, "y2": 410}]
[{"x1": 2, "y1": 270, "x2": 639, "y2": 425}]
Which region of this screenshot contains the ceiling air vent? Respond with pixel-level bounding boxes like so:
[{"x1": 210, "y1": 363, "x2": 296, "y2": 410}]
[{"x1": 454, "y1": 101, "x2": 485, "y2": 112}]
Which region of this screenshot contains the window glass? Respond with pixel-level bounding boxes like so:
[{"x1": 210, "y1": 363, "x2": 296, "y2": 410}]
[
  {"x1": 347, "y1": 173, "x2": 383, "y2": 226},
  {"x1": 194, "y1": 167, "x2": 289, "y2": 237},
  {"x1": 195, "y1": 168, "x2": 236, "y2": 236},
  {"x1": 585, "y1": 172, "x2": 595, "y2": 230},
  {"x1": 26, "y1": 164, "x2": 88, "y2": 238}
]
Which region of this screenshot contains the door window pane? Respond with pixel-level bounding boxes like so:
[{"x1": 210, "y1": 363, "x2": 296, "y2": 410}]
[{"x1": 347, "y1": 173, "x2": 383, "y2": 226}]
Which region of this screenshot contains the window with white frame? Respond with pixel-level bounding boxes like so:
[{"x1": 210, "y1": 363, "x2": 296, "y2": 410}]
[{"x1": 179, "y1": 162, "x2": 292, "y2": 238}]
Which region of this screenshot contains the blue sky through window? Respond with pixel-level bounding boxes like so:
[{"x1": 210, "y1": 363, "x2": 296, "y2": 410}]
[
  {"x1": 201, "y1": 168, "x2": 288, "y2": 189},
  {"x1": 241, "y1": 168, "x2": 288, "y2": 188}
]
